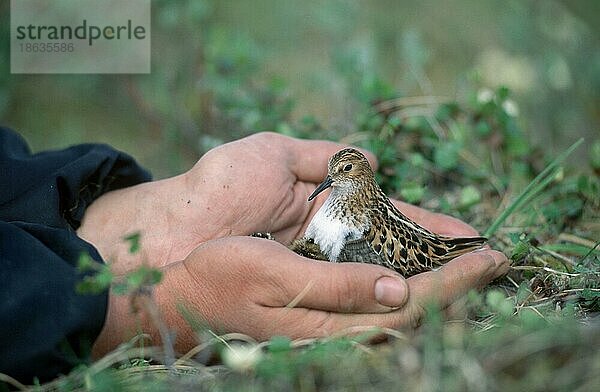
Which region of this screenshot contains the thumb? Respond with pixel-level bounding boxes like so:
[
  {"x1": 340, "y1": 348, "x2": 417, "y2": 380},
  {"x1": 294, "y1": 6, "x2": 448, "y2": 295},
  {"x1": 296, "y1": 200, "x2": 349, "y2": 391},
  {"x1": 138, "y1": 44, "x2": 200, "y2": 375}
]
[
  {"x1": 284, "y1": 137, "x2": 379, "y2": 183},
  {"x1": 257, "y1": 240, "x2": 409, "y2": 313}
]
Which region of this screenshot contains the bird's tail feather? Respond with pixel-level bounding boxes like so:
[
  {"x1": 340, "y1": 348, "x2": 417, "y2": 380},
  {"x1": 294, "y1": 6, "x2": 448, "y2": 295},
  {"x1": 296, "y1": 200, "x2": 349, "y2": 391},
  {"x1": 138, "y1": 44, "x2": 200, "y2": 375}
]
[{"x1": 432, "y1": 235, "x2": 487, "y2": 263}]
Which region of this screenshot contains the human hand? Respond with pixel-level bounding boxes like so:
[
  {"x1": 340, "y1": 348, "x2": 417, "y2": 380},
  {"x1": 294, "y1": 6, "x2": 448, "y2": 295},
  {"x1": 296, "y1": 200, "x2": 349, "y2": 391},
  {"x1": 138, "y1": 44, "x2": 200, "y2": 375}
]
[
  {"x1": 78, "y1": 132, "x2": 482, "y2": 273},
  {"x1": 80, "y1": 132, "x2": 509, "y2": 356},
  {"x1": 184, "y1": 131, "x2": 487, "y2": 242},
  {"x1": 92, "y1": 236, "x2": 507, "y2": 354},
  {"x1": 77, "y1": 132, "x2": 375, "y2": 273}
]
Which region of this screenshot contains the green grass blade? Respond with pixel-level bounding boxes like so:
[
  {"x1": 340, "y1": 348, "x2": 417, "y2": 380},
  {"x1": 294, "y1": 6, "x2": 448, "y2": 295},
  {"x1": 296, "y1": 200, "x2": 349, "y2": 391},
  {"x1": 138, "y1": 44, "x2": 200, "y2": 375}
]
[
  {"x1": 484, "y1": 138, "x2": 584, "y2": 238},
  {"x1": 580, "y1": 240, "x2": 600, "y2": 263},
  {"x1": 541, "y1": 243, "x2": 600, "y2": 258},
  {"x1": 517, "y1": 165, "x2": 561, "y2": 207}
]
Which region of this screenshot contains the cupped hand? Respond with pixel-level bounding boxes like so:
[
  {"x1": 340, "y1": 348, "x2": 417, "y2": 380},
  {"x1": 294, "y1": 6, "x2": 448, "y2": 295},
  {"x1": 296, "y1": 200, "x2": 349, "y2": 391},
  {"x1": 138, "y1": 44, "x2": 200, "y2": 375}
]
[
  {"x1": 177, "y1": 237, "x2": 507, "y2": 341},
  {"x1": 78, "y1": 132, "x2": 374, "y2": 273},
  {"x1": 182, "y1": 132, "x2": 376, "y2": 244},
  {"x1": 80, "y1": 132, "x2": 509, "y2": 356},
  {"x1": 93, "y1": 236, "x2": 507, "y2": 354},
  {"x1": 186, "y1": 131, "x2": 484, "y2": 239},
  {"x1": 78, "y1": 132, "x2": 482, "y2": 273}
]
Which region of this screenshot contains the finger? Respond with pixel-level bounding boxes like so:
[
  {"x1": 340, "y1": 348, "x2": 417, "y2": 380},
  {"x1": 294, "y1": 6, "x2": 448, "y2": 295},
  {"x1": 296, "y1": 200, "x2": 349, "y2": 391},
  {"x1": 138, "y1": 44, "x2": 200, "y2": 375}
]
[
  {"x1": 407, "y1": 249, "x2": 508, "y2": 309},
  {"x1": 257, "y1": 306, "x2": 394, "y2": 341},
  {"x1": 268, "y1": 260, "x2": 409, "y2": 313},
  {"x1": 274, "y1": 143, "x2": 394, "y2": 235},
  {"x1": 267, "y1": 180, "x2": 323, "y2": 241},
  {"x1": 390, "y1": 199, "x2": 480, "y2": 237},
  {"x1": 240, "y1": 237, "x2": 409, "y2": 313},
  {"x1": 443, "y1": 296, "x2": 467, "y2": 321},
  {"x1": 256, "y1": 250, "x2": 508, "y2": 340},
  {"x1": 283, "y1": 136, "x2": 378, "y2": 183}
]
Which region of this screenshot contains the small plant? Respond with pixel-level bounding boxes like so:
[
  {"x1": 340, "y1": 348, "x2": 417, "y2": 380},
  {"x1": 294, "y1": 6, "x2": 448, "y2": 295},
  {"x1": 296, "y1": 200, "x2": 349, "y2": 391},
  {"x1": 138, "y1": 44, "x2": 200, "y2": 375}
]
[{"x1": 76, "y1": 232, "x2": 162, "y2": 296}]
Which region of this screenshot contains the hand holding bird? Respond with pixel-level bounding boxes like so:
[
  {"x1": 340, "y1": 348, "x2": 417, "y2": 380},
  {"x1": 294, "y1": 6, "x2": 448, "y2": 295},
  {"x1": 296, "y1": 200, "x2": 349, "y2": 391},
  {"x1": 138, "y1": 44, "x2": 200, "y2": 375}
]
[{"x1": 299, "y1": 148, "x2": 487, "y2": 277}]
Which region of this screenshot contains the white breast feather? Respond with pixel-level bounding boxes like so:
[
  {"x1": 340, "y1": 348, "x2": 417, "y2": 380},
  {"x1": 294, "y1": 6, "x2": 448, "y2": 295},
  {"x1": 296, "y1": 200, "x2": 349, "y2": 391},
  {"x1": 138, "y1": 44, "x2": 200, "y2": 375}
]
[{"x1": 305, "y1": 196, "x2": 364, "y2": 262}]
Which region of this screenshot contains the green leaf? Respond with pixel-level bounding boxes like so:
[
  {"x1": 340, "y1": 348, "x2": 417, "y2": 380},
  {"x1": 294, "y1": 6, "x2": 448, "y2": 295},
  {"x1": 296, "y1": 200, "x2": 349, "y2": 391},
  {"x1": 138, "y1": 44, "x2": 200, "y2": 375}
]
[
  {"x1": 146, "y1": 269, "x2": 163, "y2": 285},
  {"x1": 590, "y1": 140, "x2": 600, "y2": 170},
  {"x1": 112, "y1": 282, "x2": 129, "y2": 296},
  {"x1": 516, "y1": 282, "x2": 532, "y2": 303},
  {"x1": 408, "y1": 152, "x2": 425, "y2": 167},
  {"x1": 486, "y1": 290, "x2": 514, "y2": 317},
  {"x1": 433, "y1": 142, "x2": 460, "y2": 170},
  {"x1": 541, "y1": 243, "x2": 599, "y2": 258},
  {"x1": 95, "y1": 268, "x2": 114, "y2": 287},
  {"x1": 77, "y1": 253, "x2": 95, "y2": 272},
  {"x1": 508, "y1": 232, "x2": 521, "y2": 245},
  {"x1": 268, "y1": 336, "x2": 292, "y2": 353},
  {"x1": 435, "y1": 103, "x2": 456, "y2": 122},
  {"x1": 438, "y1": 197, "x2": 452, "y2": 214},
  {"x1": 76, "y1": 280, "x2": 99, "y2": 295},
  {"x1": 577, "y1": 175, "x2": 600, "y2": 203},
  {"x1": 459, "y1": 185, "x2": 481, "y2": 209},
  {"x1": 496, "y1": 86, "x2": 510, "y2": 101},
  {"x1": 76, "y1": 270, "x2": 113, "y2": 295},
  {"x1": 504, "y1": 130, "x2": 529, "y2": 157},
  {"x1": 276, "y1": 122, "x2": 295, "y2": 136},
  {"x1": 475, "y1": 120, "x2": 492, "y2": 136},
  {"x1": 582, "y1": 288, "x2": 600, "y2": 299},
  {"x1": 387, "y1": 115, "x2": 402, "y2": 129},
  {"x1": 123, "y1": 266, "x2": 163, "y2": 292},
  {"x1": 510, "y1": 239, "x2": 531, "y2": 262},
  {"x1": 126, "y1": 270, "x2": 145, "y2": 288},
  {"x1": 404, "y1": 116, "x2": 427, "y2": 132},
  {"x1": 517, "y1": 308, "x2": 546, "y2": 328},
  {"x1": 124, "y1": 232, "x2": 141, "y2": 254},
  {"x1": 400, "y1": 182, "x2": 425, "y2": 204}
]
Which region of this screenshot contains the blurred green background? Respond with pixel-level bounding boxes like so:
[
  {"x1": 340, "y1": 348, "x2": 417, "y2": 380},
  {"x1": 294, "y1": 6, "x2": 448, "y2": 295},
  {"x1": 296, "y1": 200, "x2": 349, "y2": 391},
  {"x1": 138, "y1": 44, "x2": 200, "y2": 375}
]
[{"x1": 1, "y1": 0, "x2": 599, "y2": 178}]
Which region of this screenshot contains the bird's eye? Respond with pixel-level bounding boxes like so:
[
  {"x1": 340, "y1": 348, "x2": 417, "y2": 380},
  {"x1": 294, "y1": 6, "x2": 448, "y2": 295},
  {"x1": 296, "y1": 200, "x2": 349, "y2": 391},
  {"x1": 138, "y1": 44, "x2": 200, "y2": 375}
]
[{"x1": 343, "y1": 163, "x2": 353, "y2": 172}]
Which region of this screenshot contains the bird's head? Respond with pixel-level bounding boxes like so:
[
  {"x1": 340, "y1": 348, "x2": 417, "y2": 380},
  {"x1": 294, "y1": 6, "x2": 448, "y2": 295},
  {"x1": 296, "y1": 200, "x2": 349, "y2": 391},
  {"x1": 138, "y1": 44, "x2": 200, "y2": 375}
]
[{"x1": 308, "y1": 148, "x2": 375, "y2": 201}]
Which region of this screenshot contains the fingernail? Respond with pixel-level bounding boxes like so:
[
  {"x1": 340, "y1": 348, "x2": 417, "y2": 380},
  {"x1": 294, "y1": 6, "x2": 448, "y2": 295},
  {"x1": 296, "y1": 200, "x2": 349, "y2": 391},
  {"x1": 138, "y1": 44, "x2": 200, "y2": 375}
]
[{"x1": 375, "y1": 276, "x2": 408, "y2": 307}]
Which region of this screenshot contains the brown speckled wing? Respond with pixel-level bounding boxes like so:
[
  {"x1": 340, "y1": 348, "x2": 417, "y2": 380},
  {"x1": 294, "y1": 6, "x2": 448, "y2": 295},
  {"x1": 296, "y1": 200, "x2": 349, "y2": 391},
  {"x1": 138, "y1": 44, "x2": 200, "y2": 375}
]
[
  {"x1": 342, "y1": 191, "x2": 487, "y2": 277},
  {"x1": 338, "y1": 238, "x2": 387, "y2": 265},
  {"x1": 337, "y1": 214, "x2": 432, "y2": 276}
]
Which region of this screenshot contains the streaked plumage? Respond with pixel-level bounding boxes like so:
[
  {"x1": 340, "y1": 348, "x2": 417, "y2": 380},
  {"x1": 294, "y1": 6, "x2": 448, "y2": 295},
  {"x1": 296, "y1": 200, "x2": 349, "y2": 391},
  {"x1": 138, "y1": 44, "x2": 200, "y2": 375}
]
[{"x1": 302, "y1": 148, "x2": 486, "y2": 277}]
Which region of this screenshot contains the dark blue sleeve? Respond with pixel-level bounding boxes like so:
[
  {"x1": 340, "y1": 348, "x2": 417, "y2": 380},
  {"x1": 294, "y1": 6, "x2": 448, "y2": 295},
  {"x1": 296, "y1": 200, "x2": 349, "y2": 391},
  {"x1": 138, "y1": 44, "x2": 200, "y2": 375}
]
[{"x1": 0, "y1": 127, "x2": 152, "y2": 384}]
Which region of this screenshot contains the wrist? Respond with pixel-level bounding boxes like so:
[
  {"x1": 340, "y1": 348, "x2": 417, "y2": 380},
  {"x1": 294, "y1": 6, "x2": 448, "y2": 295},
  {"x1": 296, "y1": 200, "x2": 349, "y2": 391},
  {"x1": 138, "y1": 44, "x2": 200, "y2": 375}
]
[
  {"x1": 76, "y1": 173, "x2": 195, "y2": 273},
  {"x1": 92, "y1": 259, "x2": 201, "y2": 357}
]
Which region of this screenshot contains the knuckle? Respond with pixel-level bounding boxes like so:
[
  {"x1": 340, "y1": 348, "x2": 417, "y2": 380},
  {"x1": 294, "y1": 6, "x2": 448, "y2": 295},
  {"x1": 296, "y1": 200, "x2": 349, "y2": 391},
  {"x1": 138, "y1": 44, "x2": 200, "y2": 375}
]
[
  {"x1": 329, "y1": 269, "x2": 362, "y2": 312},
  {"x1": 250, "y1": 131, "x2": 280, "y2": 143},
  {"x1": 408, "y1": 304, "x2": 427, "y2": 329},
  {"x1": 310, "y1": 312, "x2": 337, "y2": 336},
  {"x1": 262, "y1": 308, "x2": 333, "y2": 340},
  {"x1": 269, "y1": 275, "x2": 296, "y2": 306}
]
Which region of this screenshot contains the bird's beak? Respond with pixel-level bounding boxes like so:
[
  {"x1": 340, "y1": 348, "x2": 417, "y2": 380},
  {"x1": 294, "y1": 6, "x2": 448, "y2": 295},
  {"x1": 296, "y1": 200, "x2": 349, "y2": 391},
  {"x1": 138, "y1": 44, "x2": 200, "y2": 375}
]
[{"x1": 308, "y1": 175, "x2": 333, "y2": 201}]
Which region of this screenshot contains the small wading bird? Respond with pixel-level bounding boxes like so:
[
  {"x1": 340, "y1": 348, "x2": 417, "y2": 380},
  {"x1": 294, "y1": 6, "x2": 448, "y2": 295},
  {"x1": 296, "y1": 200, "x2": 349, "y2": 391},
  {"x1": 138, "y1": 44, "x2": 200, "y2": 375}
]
[{"x1": 294, "y1": 148, "x2": 487, "y2": 277}]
